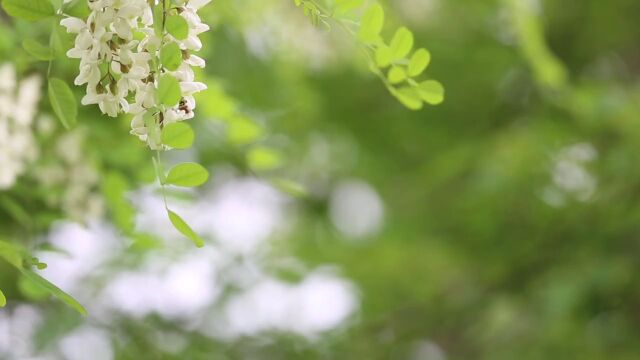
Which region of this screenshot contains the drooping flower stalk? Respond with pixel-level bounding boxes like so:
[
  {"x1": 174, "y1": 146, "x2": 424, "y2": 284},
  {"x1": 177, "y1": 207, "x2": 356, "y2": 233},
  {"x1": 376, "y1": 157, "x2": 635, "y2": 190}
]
[{"x1": 60, "y1": 0, "x2": 210, "y2": 149}]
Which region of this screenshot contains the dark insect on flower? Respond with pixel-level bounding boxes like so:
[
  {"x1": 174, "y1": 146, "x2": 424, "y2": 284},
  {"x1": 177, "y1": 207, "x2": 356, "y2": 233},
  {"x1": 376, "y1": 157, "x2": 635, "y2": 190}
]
[{"x1": 179, "y1": 98, "x2": 191, "y2": 114}]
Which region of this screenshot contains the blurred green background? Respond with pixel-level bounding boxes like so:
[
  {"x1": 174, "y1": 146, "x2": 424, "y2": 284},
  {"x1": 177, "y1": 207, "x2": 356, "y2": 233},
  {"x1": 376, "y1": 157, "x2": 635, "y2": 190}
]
[{"x1": 3, "y1": 0, "x2": 640, "y2": 359}]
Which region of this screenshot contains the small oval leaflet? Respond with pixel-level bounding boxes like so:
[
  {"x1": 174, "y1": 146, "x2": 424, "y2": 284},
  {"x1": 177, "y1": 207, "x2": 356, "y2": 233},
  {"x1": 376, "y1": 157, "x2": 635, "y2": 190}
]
[
  {"x1": 48, "y1": 78, "x2": 78, "y2": 129},
  {"x1": 157, "y1": 74, "x2": 182, "y2": 107},
  {"x1": 394, "y1": 87, "x2": 423, "y2": 111},
  {"x1": 168, "y1": 210, "x2": 205, "y2": 247},
  {"x1": 388, "y1": 66, "x2": 408, "y2": 84},
  {"x1": 1, "y1": 0, "x2": 55, "y2": 21},
  {"x1": 358, "y1": 4, "x2": 384, "y2": 42},
  {"x1": 418, "y1": 80, "x2": 445, "y2": 105},
  {"x1": 408, "y1": 49, "x2": 431, "y2": 77},
  {"x1": 20, "y1": 269, "x2": 87, "y2": 316},
  {"x1": 166, "y1": 15, "x2": 189, "y2": 40},
  {"x1": 22, "y1": 39, "x2": 53, "y2": 61},
  {"x1": 390, "y1": 27, "x2": 414, "y2": 60},
  {"x1": 160, "y1": 42, "x2": 183, "y2": 71},
  {"x1": 161, "y1": 122, "x2": 195, "y2": 149},
  {"x1": 165, "y1": 162, "x2": 209, "y2": 187}
]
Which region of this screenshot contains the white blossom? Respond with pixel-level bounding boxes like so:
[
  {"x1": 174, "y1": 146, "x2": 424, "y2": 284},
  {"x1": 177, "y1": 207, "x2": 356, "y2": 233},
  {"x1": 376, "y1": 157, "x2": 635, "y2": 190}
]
[
  {"x1": 0, "y1": 64, "x2": 41, "y2": 190},
  {"x1": 60, "y1": 0, "x2": 211, "y2": 149}
]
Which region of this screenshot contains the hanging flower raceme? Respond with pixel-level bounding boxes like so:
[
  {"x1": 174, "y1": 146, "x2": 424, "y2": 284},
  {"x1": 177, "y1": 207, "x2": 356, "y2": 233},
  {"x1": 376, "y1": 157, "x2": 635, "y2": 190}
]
[
  {"x1": 60, "y1": 0, "x2": 210, "y2": 149},
  {"x1": 0, "y1": 63, "x2": 42, "y2": 190}
]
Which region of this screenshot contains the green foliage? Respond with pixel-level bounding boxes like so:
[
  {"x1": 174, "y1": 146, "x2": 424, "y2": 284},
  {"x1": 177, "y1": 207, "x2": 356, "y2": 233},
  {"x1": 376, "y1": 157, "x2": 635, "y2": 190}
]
[
  {"x1": 161, "y1": 122, "x2": 195, "y2": 149},
  {"x1": 166, "y1": 14, "x2": 189, "y2": 40},
  {"x1": 0, "y1": 288, "x2": 5, "y2": 307},
  {"x1": 47, "y1": 78, "x2": 78, "y2": 129},
  {"x1": 407, "y1": 48, "x2": 431, "y2": 77},
  {"x1": 61, "y1": 0, "x2": 89, "y2": 18},
  {"x1": 164, "y1": 162, "x2": 209, "y2": 188},
  {"x1": 160, "y1": 42, "x2": 183, "y2": 71},
  {"x1": 359, "y1": 6, "x2": 444, "y2": 109},
  {"x1": 20, "y1": 270, "x2": 86, "y2": 316},
  {"x1": 1, "y1": 0, "x2": 54, "y2": 21},
  {"x1": 358, "y1": 3, "x2": 384, "y2": 42},
  {"x1": 156, "y1": 74, "x2": 182, "y2": 107},
  {"x1": 22, "y1": 38, "x2": 53, "y2": 61},
  {"x1": 0, "y1": 241, "x2": 85, "y2": 315},
  {"x1": 294, "y1": 1, "x2": 444, "y2": 110},
  {"x1": 167, "y1": 210, "x2": 205, "y2": 248},
  {"x1": 102, "y1": 172, "x2": 136, "y2": 234},
  {"x1": 294, "y1": 0, "x2": 330, "y2": 28},
  {"x1": 247, "y1": 146, "x2": 283, "y2": 171}
]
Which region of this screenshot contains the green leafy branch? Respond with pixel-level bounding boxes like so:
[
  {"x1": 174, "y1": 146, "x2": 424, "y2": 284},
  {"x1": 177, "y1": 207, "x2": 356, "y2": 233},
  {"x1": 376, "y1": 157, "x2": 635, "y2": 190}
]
[
  {"x1": 149, "y1": 0, "x2": 209, "y2": 248},
  {"x1": 0, "y1": 240, "x2": 86, "y2": 315},
  {"x1": 2, "y1": 0, "x2": 81, "y2": 128},
  {"x1": 294, "y1": 0, "x2": 445, "y2": 110}
]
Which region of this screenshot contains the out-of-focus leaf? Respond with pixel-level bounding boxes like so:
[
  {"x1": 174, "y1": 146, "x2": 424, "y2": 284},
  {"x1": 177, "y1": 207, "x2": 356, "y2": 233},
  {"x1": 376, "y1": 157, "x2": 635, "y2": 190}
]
[
  {"x1": 22, "y1": 39, "x2": 53, "y2": 61},
  {"x1": 2, "y1": 0, "x2": 55, "y2": 21},
  {"x1": 20, "y1": 269, "x2": 87, "y2": 316},
  {"x1": 166, "y1": 15, "x2": 189, "y2": 40},
  {"x1": 48, "y1": 78, "x2": 78, "y2": 129},
  {"x1": 168, "y1": 210, "x2": 205, "y2": 247},
  {"x1": 157, "y1": 74, "x2": 182, "y2": 107},
  {"x1": 0, "y1": 289, "x2": 6, "y2": 307},
  {"x1": 161, "y1": 122, "x2": 195, "y2": 149},
  {"x1": 165, "y1": 163, "x2": 209, "y2": 187}
]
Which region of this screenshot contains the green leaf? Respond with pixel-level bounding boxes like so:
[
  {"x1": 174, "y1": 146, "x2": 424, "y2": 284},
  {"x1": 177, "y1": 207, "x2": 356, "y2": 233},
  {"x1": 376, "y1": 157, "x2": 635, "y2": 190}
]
[
  {"x1": 160, "y1": 42, "x2": 183, "y2": 71},
  {"x1": 388, "y1": 66, "x2": 407, "y2": 84},
  {"x1": 102, "y1": 172, "x2": 135, "y2": 233},
  {"x1": 156, "y1": 74, "x2": 182, "y2": 107},
  {"x1": 390, "y1": 27, "x2": 414, "y2": 60},
  {"x1": 270, "y1": 178, "x2": 308, "y2": 198},
  {"x1": 161, "y1": 122, "x2": 194, "y2": 149},
  {"x1": 166, "y1": 15, "x2": 189, "y2": 40},
  {"x1": 358, "y1": 4, "x2": 384, "y2": 42},
  {"x1": 247, "y1": 147, "x2": 283, "y2": 171},
  {"x1": 394, "y1": 87, "x2": 423, "y2": 110},
  {"x1": 48, "y1": 78, "x2": 78, "y2": 129},
  {"x1": 227, "y1": 117, "x2": 263, "y2": 145},
  {"x1": 335, "y1": 0, "x2": 364, "y2": 15},
  {"x1": 18, "y1": 275, "x2": 50, "y2": 300},
  {"x1": 0, "y1": 288, "x2": 6, "y2": 307},
  {"x1": 49, "y1": 24, "x2": 66, "y2": 58},
  {"x1": 168, "y1": 210, "x2": 205, "y2": 247},
  {"x1": 152, "y1": 5, "x2": 164, "y2": 37},
  {"x1": 417, "y1": 80, "x2": 445, "y2": 105},
  {"x1": 407, "y1": 48, "x2": 431, "y2": 77},
  {"x1": 20, "y1": 269, "x2": 87, "y2": 316},
  {"x1": 1, "y1": 0, "x2": 55, "y2": 21},
  {"x1": 165, "y1": 162, "x2": 209, "y2": 187},
  {"x1": 22, "y1": 39, "x2": 53, "y2": 61},
  {"x1": 375, "y1": 45, "x2": 392, "y2": 68},
  {"x1": 62, "y1": 0, "x2": 90, "y2": 18},
  {"x1": 0, "y1": 240, "x2": 24, "y2": 268}
]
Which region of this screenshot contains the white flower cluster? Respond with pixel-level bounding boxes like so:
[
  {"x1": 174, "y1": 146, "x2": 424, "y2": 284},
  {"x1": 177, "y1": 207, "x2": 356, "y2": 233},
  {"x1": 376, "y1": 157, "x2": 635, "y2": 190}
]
[
  {"x1": 0, "y1": 64, "x2": 41, "y2": 190},
  {"x1": 541, "y1": 142, "x2": 598, "y2": 207},
  {"x1": 60, "y1": 0, "x2": 211, "y2": 149},
  {"x1": 35, "y1": 128, "x2": 105, "y2": 221}
]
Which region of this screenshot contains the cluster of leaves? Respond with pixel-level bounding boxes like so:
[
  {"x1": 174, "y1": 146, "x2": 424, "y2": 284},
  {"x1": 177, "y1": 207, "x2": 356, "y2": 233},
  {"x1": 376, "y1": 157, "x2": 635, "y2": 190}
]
[
  {"x1": 293, "y1": 0, "x2": 330, "y2": 28},
  {"x1": 197, "y1": 81, "x2": 306, "y2": 196},
  {"x1": 0, "y1": 0, "x2": 209, "y2": 312},
  {"x1": 358, "y1": 4, "x2": 444, "y2": 110},
  {"x1": 1, "y1": 0, "x2": 83, "y2": 128},
  {"x1": 150, "y1": 1, "x2": 210, "y2": 249},
  {"x1": 0, "y1": 240, "x2": 85, "y2": 314},
  {"x1": 294, "y1": 0, "x2": 445, "y2": 110}
]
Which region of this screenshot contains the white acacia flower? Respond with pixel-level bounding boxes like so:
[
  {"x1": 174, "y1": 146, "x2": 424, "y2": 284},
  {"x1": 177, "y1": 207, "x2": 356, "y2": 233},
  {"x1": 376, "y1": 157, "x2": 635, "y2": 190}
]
[
  {"x1": 62, "y1": 0, "x2": 211, "y2": 148},
  {"x1": 0, "y1": 63, "x2": 41, "y2": 190}
]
